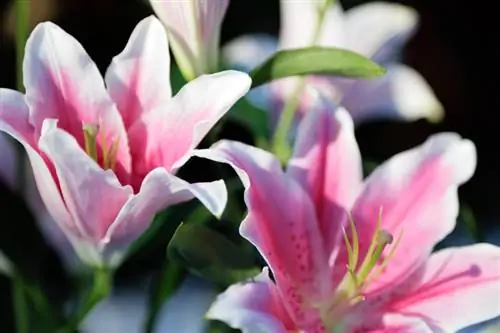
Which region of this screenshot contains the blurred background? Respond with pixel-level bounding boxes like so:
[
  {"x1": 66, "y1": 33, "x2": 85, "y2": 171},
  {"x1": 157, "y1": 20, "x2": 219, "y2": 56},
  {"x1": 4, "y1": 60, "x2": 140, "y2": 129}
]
[{"x1": 1, "y1": 0, "x2": 499, "y2": 332}]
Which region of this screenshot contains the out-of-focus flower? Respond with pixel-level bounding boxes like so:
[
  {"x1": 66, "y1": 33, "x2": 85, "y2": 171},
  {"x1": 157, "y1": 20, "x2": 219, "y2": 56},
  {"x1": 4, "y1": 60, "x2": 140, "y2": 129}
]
[
  {"x1": 198, "y1": 99, "x2": 500, "y2": 332},
  {"x1": 224, "y1": 1, "x2": 444, "y2": 130},
  {"x1": 0, "y1": 16, "x2": 251, "y2": 268},
  {"x1": 149, "y1": 0, "x2": 229, "y2": 81}
]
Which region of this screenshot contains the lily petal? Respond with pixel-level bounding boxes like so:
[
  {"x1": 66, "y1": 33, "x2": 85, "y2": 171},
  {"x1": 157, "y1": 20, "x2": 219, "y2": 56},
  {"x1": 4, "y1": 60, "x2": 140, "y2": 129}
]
[
  {"x1": 207, "y1": 269, "x2": 292, "y2": 333},
  {"x1": 279, "y1": 0, "x2": 345, "y2": 49},
  {"x1": 105, "y1": 16, "x2": 172, "y2": 129},
  {"x1": 103, "y1": 167, "x2": 227, "y2": 265},
  {"x1": 390, "y1": 244, "x2": 500, "y2": 332},
  {"x1": 342, "y1": 64, "x2": 444, "y2": 124},
  {"x1": 361, "y1": 313, "x2": 436, "y2": 333},
  {"x1": 128, "y1": 70, "x2": 251, "y2": 179},
  {"x1": 150, "y1": 0, "x2": 229, "y2": 79},
  {"x1": 0, "y1": 90, "x2": 76, "y2": 242},
  {"x1": 287, "y1": 101, "x2": 362, "y2": 265},
  {"x1": 343, "y1": 2, "x2": 418, "y2": 63},
  {"x1": 24, "y1": 22, "x2": 131, "y2": 180},
  {"x1": 38, "y1": 119, "x2": 133, "y2": 248},
  {"x1": 195, "y1": 140, "x2": 328, "y2": 329},
  {"x1": 351, "y1": 133, "x2": 477, "y2": 291}
]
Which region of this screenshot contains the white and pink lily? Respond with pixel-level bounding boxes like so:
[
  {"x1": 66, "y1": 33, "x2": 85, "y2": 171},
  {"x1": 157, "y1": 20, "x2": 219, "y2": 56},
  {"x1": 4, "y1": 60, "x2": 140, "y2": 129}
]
[
  {"x1": 198, "y1": 98, "x2": 500, "y2": 332},
  {"x1": 0, "y1": 16, "x2": 251, "y2": 268},
  {"x1": 223, "y1": 1, "x2": 444, "y2": 130},
  {"x1": 149, "y1": 0, "x2": 229, "y2": 80}
]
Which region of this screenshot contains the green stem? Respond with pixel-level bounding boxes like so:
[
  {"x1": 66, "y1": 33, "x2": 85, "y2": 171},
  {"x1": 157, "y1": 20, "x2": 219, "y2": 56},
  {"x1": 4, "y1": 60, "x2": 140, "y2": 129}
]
[
  {"x1": 271, "y1": 79, "x2": 306, "y2": 163},
  {"x1": 65, "y1": 268, "x2": 112, "y2": 332},
  {"x1": 143, "y1": 260, "x2": 184, "y2": 333},
  {"x1": 14, "y1": 0, "x2": 30, "y2": 193},
  {"x1": 270, "y1": 0, "x2": 334, "y2": 163},
  {"x1": 13, "y1": 277, "x2": 29, "y2": 333}
]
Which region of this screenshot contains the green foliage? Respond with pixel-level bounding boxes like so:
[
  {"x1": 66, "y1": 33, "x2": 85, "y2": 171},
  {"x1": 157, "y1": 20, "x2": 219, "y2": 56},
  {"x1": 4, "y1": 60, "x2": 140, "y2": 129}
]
[{"x1": 250, "y1": 46, "x2": 386, "y2": 89}]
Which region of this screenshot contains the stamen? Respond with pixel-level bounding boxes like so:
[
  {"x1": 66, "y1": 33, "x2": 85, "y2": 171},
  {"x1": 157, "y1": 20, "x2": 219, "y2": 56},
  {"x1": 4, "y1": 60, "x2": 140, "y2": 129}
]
[
  {"x1": 107, "y1": 138, "x2": 120, "y2": 170},
  {"x1": 83, "y1": 124, "x2": 99, "y2": 162},
  {"x1": 83, "y1": 123, "x2": 119, "y2": 170},
  {"x1": 347, "y1": 213, "x2": 359, "y2": 270},
  {"x1": 100, "y1": 122, "x2": 109, "y2": 168},
  {"x1": 320, "y1": 208, "x2": 403, "y2": 330},
  {"x1": 367, "y1": 229, "x2": 404, "y2": 284}
]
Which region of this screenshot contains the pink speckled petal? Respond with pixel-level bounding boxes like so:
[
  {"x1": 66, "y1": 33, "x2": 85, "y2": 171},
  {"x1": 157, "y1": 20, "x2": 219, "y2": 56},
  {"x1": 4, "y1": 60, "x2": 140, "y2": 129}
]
[
  {"x1": 351, "y1": 133, "x2": 477, "y2": 292},
  {"x1": 105, "y1": 16, "x2": 171, "y2": 129},
  {"x1": 287, "y1": 101, "x2": 362, "y2": 266},
  {"x1": 195, "y1": 141, "x2": 329, "y2": 329}
]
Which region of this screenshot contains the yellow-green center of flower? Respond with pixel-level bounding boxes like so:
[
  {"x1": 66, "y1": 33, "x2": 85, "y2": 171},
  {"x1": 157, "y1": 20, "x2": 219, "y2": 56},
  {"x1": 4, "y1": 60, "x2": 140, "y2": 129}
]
[
  {"x1": 320, "y1": 208, "x2": 403, "y2": 330},
  {"x1": 82, "y1": 124, "x2": 119, "y2": 170}
]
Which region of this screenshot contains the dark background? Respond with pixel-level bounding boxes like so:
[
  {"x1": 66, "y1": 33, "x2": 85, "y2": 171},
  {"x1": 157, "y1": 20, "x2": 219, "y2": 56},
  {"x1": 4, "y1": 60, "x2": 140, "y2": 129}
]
[{"x1": 1, "y1": 0, "x2": 499, "y2": 331}]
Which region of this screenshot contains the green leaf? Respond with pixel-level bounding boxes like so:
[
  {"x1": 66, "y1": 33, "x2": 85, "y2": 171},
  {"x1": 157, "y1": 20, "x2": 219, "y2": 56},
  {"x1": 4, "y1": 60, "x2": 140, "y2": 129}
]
[
  {"x1": 168, "y1": 223, "x2": 254, "y2": 270},
  {"x1": 250, "y1": 46, "x2": 386, "y2": 89},
  {"x1": 167, "y1": 223, "x2": 258, "y2": 286}
]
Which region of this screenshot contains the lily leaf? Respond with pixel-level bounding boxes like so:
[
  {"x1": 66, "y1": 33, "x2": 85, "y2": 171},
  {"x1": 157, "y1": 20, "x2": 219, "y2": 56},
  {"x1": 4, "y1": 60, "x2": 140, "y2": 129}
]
[
  {"x1": 168, "y1": 223, "x2": 254, "y2": 270},
  {"x1": 250, "y1": 46, "x2": 386, "y2": 89},
  {"x1": 168, "y1": 223, "x2": 258, "y2": 286}
]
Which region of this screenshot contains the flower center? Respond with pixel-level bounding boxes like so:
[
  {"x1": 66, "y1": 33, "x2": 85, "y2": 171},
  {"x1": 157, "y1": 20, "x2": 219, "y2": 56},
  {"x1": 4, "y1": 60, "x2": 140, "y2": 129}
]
[
  {"x1": 82, "y1": 124, "x2": 119, "y2": 170},
  {"x1": 320, "y1": 208, "x2": 403, "y2": 330}
]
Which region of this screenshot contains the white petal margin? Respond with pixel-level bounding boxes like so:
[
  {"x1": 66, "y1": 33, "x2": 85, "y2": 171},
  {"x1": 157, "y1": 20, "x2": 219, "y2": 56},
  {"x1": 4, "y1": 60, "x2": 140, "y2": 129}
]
[
  {"x1": 102, "y1": 167, "x2": 227, "y2": 267},
  {"x1": 206, "y1": 269, "x2": 289, "y2": 333},
  {"x1": 163, "y1": 70, "x2": 251, "y2": 170}
]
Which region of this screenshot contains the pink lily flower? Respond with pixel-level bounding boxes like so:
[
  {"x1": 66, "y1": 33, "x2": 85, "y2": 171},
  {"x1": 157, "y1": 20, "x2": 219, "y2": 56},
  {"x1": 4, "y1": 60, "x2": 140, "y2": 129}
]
[
  {"x1": 149, "y1": 0, "x2": 229, "y2": 80},
  {"x1": 223, "y1": 1, "x2": 444, "y2": 129},
  {"x1": 197, "y1": 99, "x2": 500, "y2": 332},
  {"x1": 0, "y1": 16, "x2": 251, "y2": 268}
]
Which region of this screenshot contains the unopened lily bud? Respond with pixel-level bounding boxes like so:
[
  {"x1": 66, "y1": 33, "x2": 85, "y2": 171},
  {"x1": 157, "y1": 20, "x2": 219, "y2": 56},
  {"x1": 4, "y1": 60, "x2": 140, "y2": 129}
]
[{"x1": 149, "y1": 0, "x2": 229, "y2": 81}]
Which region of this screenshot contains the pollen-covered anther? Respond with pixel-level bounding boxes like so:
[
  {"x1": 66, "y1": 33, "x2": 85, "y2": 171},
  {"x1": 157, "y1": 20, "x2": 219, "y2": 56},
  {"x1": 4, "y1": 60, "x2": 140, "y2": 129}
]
[
  {"x1": 376, "y1": 230, "x2": 393, "y2": 246},
  {"x1": 82, "y1": 123, "x2": 119, "y2": 170}
]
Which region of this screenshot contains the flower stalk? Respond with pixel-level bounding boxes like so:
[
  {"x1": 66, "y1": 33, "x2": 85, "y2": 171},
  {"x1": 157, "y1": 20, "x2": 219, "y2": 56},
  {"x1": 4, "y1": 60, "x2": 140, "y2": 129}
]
[{"x1": 271, "y1": 0, "x2": 335, "y2": 163}]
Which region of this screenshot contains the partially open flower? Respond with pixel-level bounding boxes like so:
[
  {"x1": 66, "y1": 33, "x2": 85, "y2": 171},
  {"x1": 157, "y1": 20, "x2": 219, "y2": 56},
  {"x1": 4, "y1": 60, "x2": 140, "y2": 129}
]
[
  {"x1": 0, "y1": 16, "x2": 251, "y2": 268},
  {"x1": 149, "y1": 0, "x2": 229, "y2": 81}
]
